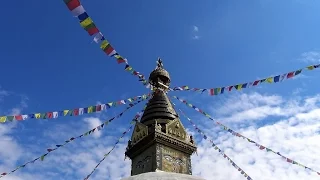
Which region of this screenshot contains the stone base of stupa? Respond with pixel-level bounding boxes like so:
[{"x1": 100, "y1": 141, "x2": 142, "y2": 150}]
[{"x1": 121, "y1": 171, "x2": 206, "y2": 180}]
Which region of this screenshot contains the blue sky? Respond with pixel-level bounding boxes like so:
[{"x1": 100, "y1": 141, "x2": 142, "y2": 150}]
[{"x1": 0, "y1": 0, "x2": 320, "y2": 179}]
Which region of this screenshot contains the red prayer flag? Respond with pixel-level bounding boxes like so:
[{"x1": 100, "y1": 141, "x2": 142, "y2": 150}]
[
  {"x1": 47, "y1": 149, "x2": 53, "y2": 152},
  {"x1": 287, "y1": 72, "x2": 294, "y2": 78},
  {"x1": 287, "y1": 158, "x2": 293, "y2": 163},
  {"x1": 253, "y1": 80, "x2": 259, "y2": 86},
  {"x1": 104, "y1": 45, "x2": 115, "y2": 55},
  {"x1": 96, "y1": 105, "x2": 101, "y2": 111},
  {"x1": 15, "y1": 115, "x2": 23, "y2": 121},
  {"x1": 117, "y1": 58, "x2": 126, "y2": 64},
  {"x1": 66, "y1": 0, "x2": 80, "y2": 11},
  {"x1": 228, "y1": 86, "x2": 233, "y2": 91},
  {"x1": 259, "y1": 146, "x2": 265, "y2": 150},
  {"x1": 87, "y1": 26, "x2": 99, "y2": 36},
  {"x1": 1, "y1": 173, "x2": 7, "y2": 175},
  {"x1": 47, "y1": 112, "x2": 53, "y2": 119},
  {"x1": 133, "y1": 71, "x2": 139, "y2": 75},
  {"x1": 73, "y1": 109, "x2": 79, "y2": 116},
  {"x1": 209, "y1": 89, "x2": 214, "y2": 95}
]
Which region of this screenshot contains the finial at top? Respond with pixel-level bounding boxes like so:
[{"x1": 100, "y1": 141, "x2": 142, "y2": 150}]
[
  {"x1": 149, "y1": 57, "x2": 170, "y2": 91},
  {"x1": 156, "y1": 57, "x2": 164, "y2": 69}
]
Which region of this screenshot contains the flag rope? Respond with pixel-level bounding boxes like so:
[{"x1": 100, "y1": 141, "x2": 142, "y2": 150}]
[
  {"x1": 0, "y1": 93, "x2": 150, "y2": 123},
  {"x1": 171, "y1": 95, "x2": 320, "y2": 176},
  {"x1": 171, "y1": 100, "x2": 253, "y2": 180},
  {"x1": 62, "y1": 0, "x2": 149, "y2": 88},
  {"x1": 83, "y1": 104, "x2": 148, "y2": 180},
  {"x1": 170, "y1": 63, "x2": 319, "y2": 96},
  {"x1": 0, "y1": 99, "x2": 148, "y2": 178}
]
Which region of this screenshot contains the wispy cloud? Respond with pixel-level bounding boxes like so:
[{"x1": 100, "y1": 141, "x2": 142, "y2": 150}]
[
  {"x1": 300, "y1": 51, "x2": 320, "y2": 63},
  {"x1": 188, "y1": 92, "x2": 320, "y2": 180},
  {"x1": 193, "y1": 25, "x2": 199, "y2": 32},
  {"x1": 1, "y1": 90, "x2": 320, "y2": 180},
  {"x1": 83, "y1": 117, "x2": 103, "y2": 138},
  {"x1": 192, "y1": 25, "x2": 200, "y2": 40}
]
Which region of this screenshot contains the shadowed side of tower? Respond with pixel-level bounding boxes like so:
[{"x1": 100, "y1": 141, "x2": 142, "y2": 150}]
[{"x1": 125, "y1": 59, "x2": 197, "y2": 177}]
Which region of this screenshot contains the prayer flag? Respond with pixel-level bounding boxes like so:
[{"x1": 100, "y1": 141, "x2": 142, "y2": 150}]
[
  {"x1": 87, "y1": 25, "x2": 99, "y2": 36},
  {"x1": 80, "y1": 17, "x2": 93, "y2": 28},
  {"x1": 71, "y1": 5, "x2": 85, "y2": 17},
  {"x1": 78, "y1": 12, "x2": 89, "y2": 22},
  {"x1": 66, "y1": 0, "x2": 80, "y2": 11},
  {"x1": 209, "y1": 89, "x2": 214, "y2": 95},
  {"x1": 274, "y1": 75, "x2": 280, "y2": 82},
  {"x1": 287, "y1": 72, "x2": 294, "y2": 78},
  {"x1": 0, "y1": 116, "x2": 6, "y2": 123},
  {"x1": 15, "y1": 115, "x2": 23, "y2": 121}
]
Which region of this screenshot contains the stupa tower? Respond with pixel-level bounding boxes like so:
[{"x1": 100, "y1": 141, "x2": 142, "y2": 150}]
[{"x1": 125, "y1": 58, "x2": 197, "y2": 176}]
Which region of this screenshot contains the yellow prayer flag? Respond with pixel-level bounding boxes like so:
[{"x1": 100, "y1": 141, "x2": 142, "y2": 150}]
[
  {"x1": 35, "y1": 113, "x2": 41, "y2": 119},
  {"x1": 216, "y1": 87, "x2": 221, "y2": 93},
  {"x1": 88, "y1": 106, "x2": 93, "y2": 113},
  {"x1": 114, "y1": 54, "x2": 121, "y2": 59},
  {"x1": 236, "y1": 85, "x2": 242, "y2": 90},
  {"x1": 125, "y1": 66, "x2": 133, "y2": 71},
  {"x1": 307, "y1": 66, "x2": 314, "y2": 70},
  {"x1": 80, "y1": 17, "x2": 93, "y2": 28},
  {"x1": 63, "y1": 110, "x2": 69, "y2": 116},
  {"x1": 100, "y1": 40, "x2": 110, "y2": 49},
  {"x1": 266, "y1": 77, "x2": 273, "y2": 83},
  {"x1": 0, "y1": 116, "x2": 6, "y2": 123}
]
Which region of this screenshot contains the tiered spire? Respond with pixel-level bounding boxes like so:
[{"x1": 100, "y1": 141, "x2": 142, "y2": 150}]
[{"x1": 125, "y1": 58, "x2": 197, "y2": 176}]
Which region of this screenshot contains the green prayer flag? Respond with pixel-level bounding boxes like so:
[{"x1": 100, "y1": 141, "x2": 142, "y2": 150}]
[
  {"x1": 7, "y1": 116, "x2": 14, "y2": 121},
  {"x1": 41, "y1": 113, "x2": 46, "y2": 119},
  {"x1": 40, "y1": 155, "x2": 45, "y2": 161}
]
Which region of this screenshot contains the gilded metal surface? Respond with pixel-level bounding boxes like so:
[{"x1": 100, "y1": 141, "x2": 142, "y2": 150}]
[
  {"x1": 140, "y1": 91, "x2": 178, "y2": 123},
  {"x1": 131, "y1": 122, "x2": 148, "y2": 145},
  {"x1": 126, "y1": 60, "x2": 196, "y2": 177},
  {"x1": 166, "y1": 119, "x2": 187, "y2": 141},
  {"x1": 161, "y1": 146, "x2": 189, "y2": 174}
]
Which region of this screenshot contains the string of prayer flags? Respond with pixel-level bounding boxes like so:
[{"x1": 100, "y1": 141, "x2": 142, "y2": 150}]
[
  {"x1": 83, "y1": 108, "x2": 146, "y2": 180},
  {"x1": 173, "y1": 104, "x2": 252, "y2": 180},
  {"x1": 0, "y1": 93, "x2": 150, "y2": 123},
  {"x1": 171, "y1": 63, "x2": 320, "y2": 96},
  {"x1": 171, "y1": 95, "x2": 320, "y2": 176},
  {"x1": 63, "y1": 0, "x2": 149, "y2": 88},
  {"x1": 0, "y1": 99, "x2": 147, "y2": 179},
  {"x1": 84, "y1": 125, "x2": 133, "y2": 180}
]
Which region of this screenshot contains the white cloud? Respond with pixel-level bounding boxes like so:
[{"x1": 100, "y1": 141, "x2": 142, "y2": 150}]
[
  {"x1": 192, "y1": 25, "x2": 200, "y2": 40},
  {"x1": 83, "y1": 117, "x2": 103, "y2": 138},
  {"x1": 190, "y1": 92, "x2": 320, "y2": 180},
  {"x1": 300, "y1": 51, "x2": 320, "y2": 63},
  {"x1": 1, "y1": 89, "x2": 320, "y2": 180},
  {"x1": 192, "y1": 35, "x2": 200, "y2": 40},
  {"x1": 193, "y1": 26, "x2": 199, "y2": 32}
]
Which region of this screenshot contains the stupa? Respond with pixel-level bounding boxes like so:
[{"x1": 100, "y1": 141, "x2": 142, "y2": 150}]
[{"x1": 122, "y1": 59, "x2": 205, "y2": 180}]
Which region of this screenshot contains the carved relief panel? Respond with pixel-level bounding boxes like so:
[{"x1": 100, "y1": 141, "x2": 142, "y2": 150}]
[
  {"x1": 166, "y1": 119, "x2": 187, "y2": 141},
  {"x1": 131, "y1": 122, "x2": 148, "y2": 145},
  {"x1": 161, "y1": 146, "x2": 189, "y2": 174}
]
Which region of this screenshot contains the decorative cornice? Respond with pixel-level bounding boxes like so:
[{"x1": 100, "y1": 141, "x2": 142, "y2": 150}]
[
  {"x1": 125, "y1": 131, "x2": 197, "y2": 159},
  {"x1": 154, "y1": 131, "x2": 197, "y2": 153}
]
